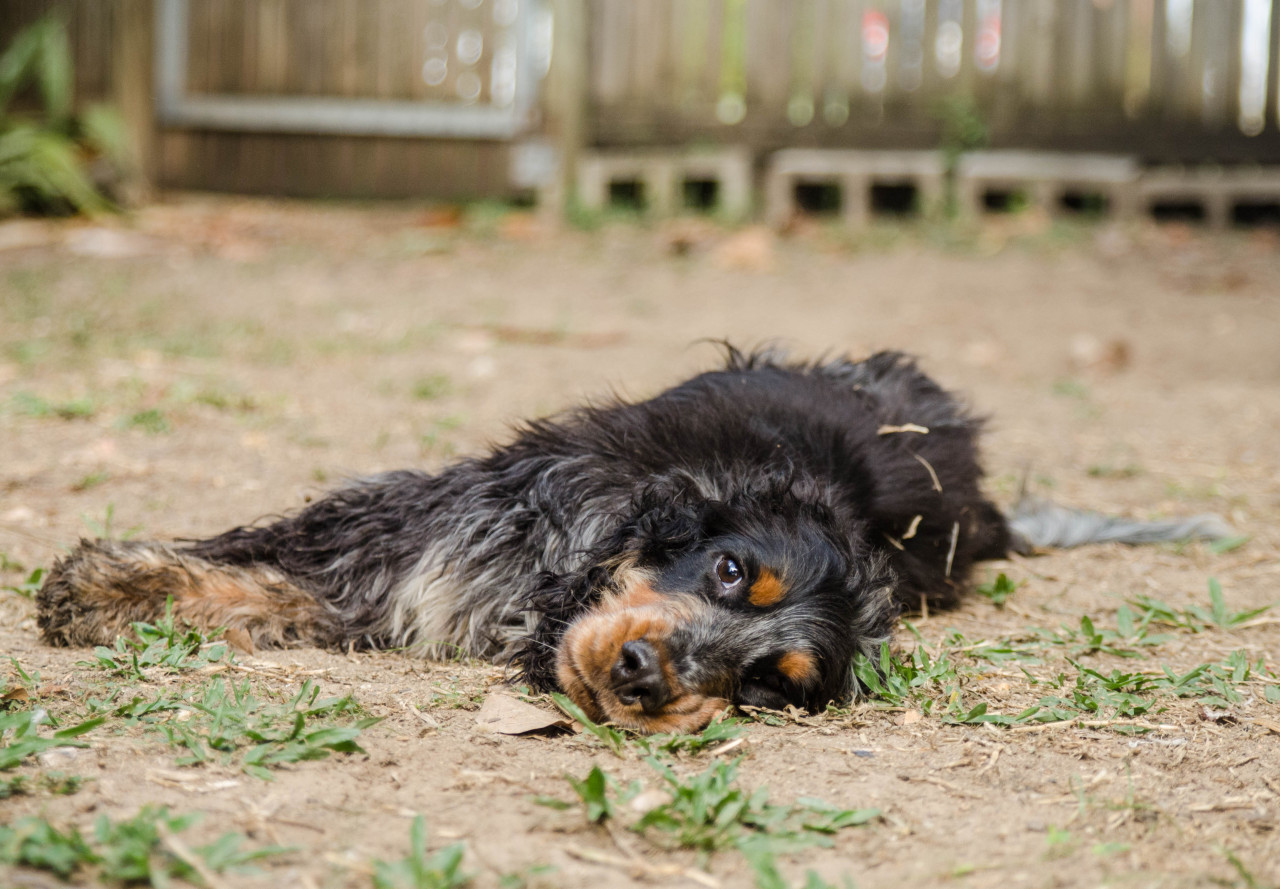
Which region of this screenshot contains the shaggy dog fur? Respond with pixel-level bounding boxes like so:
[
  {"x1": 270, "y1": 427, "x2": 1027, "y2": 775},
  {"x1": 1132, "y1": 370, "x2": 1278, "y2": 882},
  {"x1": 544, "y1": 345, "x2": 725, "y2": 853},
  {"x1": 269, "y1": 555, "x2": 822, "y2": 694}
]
[{"x1": 38, "y1": 347, "x2": 1015, "y2": 733}]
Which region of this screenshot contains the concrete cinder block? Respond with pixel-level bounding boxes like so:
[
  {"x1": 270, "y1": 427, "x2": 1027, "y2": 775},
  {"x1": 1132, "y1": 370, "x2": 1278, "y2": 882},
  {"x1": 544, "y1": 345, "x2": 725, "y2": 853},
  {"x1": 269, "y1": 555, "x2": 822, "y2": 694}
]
[
  {"x1": 765, "y1": 149, "x2": 946, "y2": 228},
  {"x1": 956, "y1": 151, "x2": 1140, "y2": 219},
  {"x1": 1139, "y1": 167, "x2": 1280, "y2": 229},
  {"x1": 576, "y1": 147, "x2": 752, "y2": 220}
]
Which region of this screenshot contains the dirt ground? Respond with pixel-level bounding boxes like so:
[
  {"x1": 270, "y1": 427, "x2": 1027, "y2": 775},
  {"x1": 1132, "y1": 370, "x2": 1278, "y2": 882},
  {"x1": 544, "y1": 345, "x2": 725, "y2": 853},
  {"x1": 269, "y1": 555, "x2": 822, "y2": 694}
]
[{"x1": 1, "y1": 197, "x2": 1278, "y2": 889}]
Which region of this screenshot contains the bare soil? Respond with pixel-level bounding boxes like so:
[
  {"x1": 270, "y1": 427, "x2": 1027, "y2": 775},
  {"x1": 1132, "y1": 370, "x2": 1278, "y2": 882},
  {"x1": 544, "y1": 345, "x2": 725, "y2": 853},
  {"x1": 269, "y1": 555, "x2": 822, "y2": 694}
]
[{"x1": 1, "y1": 198, "x2": 1278, "y2": 889}]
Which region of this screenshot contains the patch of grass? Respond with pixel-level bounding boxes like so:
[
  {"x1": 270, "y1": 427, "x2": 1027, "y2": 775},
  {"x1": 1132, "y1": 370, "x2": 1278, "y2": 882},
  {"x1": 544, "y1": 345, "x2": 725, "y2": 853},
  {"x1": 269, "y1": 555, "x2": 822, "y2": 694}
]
[
  {"x1": 0, "y1": 773, "x2": 29, "y2": 798},
  {"x1": 71, "y1": 470, "x2": 111, "y2": 492},
  {"x1": 856, "y1": 594, "x2": 1278, "y2": 730},
  {"x1": 80, "y1": 502, "x2": 143, "y2": 540},
  {"x1": 641, "y1": 714, "x2": 746, "y2": 756},
  {"x1": 0, "y1": 708, "x2": 104, "y2": 771},
  {"x1": 2, "y1": 565, "x2": 43, "y2": 599},
  {"x1": 551, "y1": 757, "x2": 878, "y2": 867},
  {"x1": 1051, "y1": 378, "x2": 1091, "y2": 400},
  {"x1": 0, "y1": 768, "x2": 86, "y2": 799},
  {"x1": 852, "y1": 639, "x2": 961, "y2": 714},
  {"x1": 121, "y1": 407, "x2": 171, "y2": 434},
  {"x1": 411, "y1": 373, "x2": 453, "y2": 401},
  {"x1": 419, "y1": 415, "x2": 466, "y2": 457},
  {"x1": 546, "y1": 696, "x2": 744, "y2": 756},
  {"x1": 175, "y1": 381, "x2": 258, "y2": 414},
  {"x1": 1207, "y1": 535, "x2": 1251, "y2": 554},
  {"x1": 85, "y1": 602, "x2": 232, "y2": 678},
  {"x1": 1126, "y1": 578, "x2": 1272, "y2": 633},
  {"x1": 563, "y1": 764, "x2": 616, "y2": 823},
  {"x1": 550, "y1": 692, "x2": 626, "y2": 756},
  {"x1": 426, "y1": 681, "x2": 486, "y2": 711},
  {"x1": 2, "y1": 657, "x2": 40, "y2": 706},
  {"x1": 0, "y1": 815, "x2": 94, "y2": 878},
  {"x1": 1043, "y1": 825, "x2": 1075, "y2": 859},
  {"x1": 1220, "y1": 848, "x2": 1272, "y2": 889},
  {"x1": 0, "y1": 806, "x2": 292, "y2": 884},
  {"x1": 741, "y1": 843, "x2": 858, "y2": 889},
  {"x1": 373, "y1": 815, "x2": 471, "y2": 889},
  {"x1": 497, "y1": 864, "x2": 557, "y2": 889},
  {"x1": 974, "y1": 572, "x2": 1020, "y2": 607},
  {"x1": 10, "y1": 390, "x2": 96, "y2": 419},
  {"x1": 157, "y1": 678, "x2": 381, "y2": 780},
  {"x1": 1087, "y1": 463, "x2": 1143, "y2": 479}
]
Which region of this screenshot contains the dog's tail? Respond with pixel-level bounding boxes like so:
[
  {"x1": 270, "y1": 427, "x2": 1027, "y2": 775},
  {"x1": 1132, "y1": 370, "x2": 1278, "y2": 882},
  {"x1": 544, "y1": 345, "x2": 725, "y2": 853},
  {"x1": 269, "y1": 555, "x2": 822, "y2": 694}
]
[
  {"x1": 1006, "y1": 498, "x2": 1237, "y2": 551},
  {"x1": 36, "y1": 538, "x2": 344, "y2": 650}
]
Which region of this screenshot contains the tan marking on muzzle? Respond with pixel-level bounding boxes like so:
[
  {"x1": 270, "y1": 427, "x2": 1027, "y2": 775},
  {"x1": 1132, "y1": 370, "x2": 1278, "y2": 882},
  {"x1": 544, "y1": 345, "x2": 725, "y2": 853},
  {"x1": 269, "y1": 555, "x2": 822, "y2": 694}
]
[{"x1": 556, "y1": 568, "x2": 729, "y2": 734}]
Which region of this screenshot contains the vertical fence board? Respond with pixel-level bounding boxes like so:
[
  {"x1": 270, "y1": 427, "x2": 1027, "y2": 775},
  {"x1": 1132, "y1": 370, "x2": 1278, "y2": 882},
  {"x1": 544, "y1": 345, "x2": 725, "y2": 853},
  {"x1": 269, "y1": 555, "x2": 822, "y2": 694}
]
[{"x1": 1269, "y1": 0, "x2": 1280, "y2": 131}]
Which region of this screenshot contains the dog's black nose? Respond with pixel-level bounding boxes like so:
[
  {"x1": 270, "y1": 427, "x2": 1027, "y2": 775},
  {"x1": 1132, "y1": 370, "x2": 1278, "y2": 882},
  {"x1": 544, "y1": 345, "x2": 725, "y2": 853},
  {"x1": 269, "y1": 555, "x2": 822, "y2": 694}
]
[{"x1": 610, "y1": 639, "x2": 672, "y2": 713}]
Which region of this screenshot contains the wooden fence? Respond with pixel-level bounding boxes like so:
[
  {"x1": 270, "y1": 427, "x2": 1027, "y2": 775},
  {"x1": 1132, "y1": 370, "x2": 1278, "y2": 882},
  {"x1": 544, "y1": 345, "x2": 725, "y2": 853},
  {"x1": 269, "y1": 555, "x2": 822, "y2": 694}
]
[
  {"x1": 585, "y1": 0, "x2": 1280, "y2": 162},
  {"x1": 2, "y1": 0, "x2": 1280, "y2": 200}
]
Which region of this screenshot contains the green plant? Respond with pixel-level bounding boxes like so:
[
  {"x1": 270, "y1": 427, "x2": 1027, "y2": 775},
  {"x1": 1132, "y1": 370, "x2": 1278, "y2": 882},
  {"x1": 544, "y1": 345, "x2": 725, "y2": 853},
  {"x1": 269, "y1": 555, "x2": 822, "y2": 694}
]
[
  {"x1": 159, "y1": 678, "x2": 381, "y2": 780},
  {"x1": 0, "y1": 708, "x2": 104, "y2": 770},
  {"x1": 10, "y1": 390, "x2": 95, "y2": 419},
  {"x1": 740, "y1": 842, "x2": 858, "y2": 889},
  {"x1": 975, "y1": 572, "x2": 1019, "y2": 607},
  {"x1": 123, "y1": 407, "x2": 171, "y2": 434},
  {"x1": 2, "y1": 565, "x2": 43, "y2": 599},
  {"x1": 412, "y1": 374, "x2": 453, "y2": 401},
  {"x1": 80, "y1": 502, "x2": 143, "y2": 540},
  {"x1": 549, "y1": 692, "x2": 627, "y2": 756},
  {"x1": 641, "y1": 714, "x2": 746, "y2": 756},
  {"x1": 564, "y1": 764, "x2": 616, "y2": 824},
  {"x1": 0, "y1": 807, "x2": 291, "y2": 884},
  {"x1": 643, "y1": 756, "x2": 878, "y2": 852},
  {"x1": 852, "y1": 639, "x2": 961, "y2": 711},
  {"x1": 550, "y1": 758, "x2": 878, "y2": 866},
  {"x1": 0, "y1": 16, "x2": 126, "y2": 216},
  {"x1": 1123, "y1": 579, "x2": 1272, "y2": 636},
  {"x1": 373, "y1": 815, "x2": 471, "y2": 889},
  {"x1": 86, "y1": 601, "x2": 233, "y2": 678},
  {"x1": 933, "y1": 94, "x2": 987, "y2": 217}
]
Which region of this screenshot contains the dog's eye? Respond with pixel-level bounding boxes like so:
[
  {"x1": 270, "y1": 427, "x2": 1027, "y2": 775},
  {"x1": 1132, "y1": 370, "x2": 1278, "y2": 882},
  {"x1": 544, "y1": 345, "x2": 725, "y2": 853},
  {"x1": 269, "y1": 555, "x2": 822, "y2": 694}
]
[{"x1": 715, "y1": 556, "x2": 744, "y2": 590}]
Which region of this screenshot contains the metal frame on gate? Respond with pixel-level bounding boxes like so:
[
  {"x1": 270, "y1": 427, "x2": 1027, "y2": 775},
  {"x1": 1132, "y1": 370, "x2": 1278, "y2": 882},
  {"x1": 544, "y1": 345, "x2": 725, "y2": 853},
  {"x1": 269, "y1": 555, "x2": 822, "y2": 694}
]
[{"x1": 154, "y1": 0, "x2": 544, "y2": 139}]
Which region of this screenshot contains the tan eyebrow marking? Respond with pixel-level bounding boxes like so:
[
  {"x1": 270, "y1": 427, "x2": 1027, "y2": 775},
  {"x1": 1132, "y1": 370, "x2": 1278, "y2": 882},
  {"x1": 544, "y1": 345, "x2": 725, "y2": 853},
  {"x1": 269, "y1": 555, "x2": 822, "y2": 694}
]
[
  {"x1": 747, "y1": 567, "x2": 787, "y2": 607},
  {"x1": 776, "y1": 650, "x2": 818, "y2": 684}
]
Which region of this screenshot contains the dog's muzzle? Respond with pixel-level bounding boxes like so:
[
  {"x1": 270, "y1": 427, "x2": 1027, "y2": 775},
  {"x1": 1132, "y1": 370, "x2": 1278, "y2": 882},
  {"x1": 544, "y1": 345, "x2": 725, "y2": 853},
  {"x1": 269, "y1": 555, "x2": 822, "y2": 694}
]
[{"x1": 554, "y1": 580, "x2": 732, "y2": 734}]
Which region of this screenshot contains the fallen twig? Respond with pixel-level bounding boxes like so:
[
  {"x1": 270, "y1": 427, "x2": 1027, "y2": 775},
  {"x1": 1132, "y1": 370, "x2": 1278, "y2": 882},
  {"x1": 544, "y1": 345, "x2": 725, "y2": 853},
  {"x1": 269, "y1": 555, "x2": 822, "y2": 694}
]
[
  {"x1": 913, "y1": 453, "x2": 943, "y2": 492},
  {"x1": 156, "y1": 823, "x2": 231, "y2": 889},
  {"x1": 563, "y1": 845, "x2": 719, "y2": 887}
]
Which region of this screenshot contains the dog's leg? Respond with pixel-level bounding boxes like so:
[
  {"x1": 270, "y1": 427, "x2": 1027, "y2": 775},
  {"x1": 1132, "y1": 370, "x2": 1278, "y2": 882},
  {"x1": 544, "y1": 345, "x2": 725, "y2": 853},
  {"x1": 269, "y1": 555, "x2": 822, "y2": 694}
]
[
  {"x1": 37, "y1": 471, "x2": 452, "y2": 650},
  {"x1": 37, "y1": 539, "x2": 339, "y2": 649}
]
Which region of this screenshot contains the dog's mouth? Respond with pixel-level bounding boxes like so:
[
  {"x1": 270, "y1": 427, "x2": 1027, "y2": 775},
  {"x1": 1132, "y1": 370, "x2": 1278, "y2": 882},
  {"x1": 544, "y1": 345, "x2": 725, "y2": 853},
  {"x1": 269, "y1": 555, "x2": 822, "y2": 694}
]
[{"x1": 555, "y1": 583, "x2": 731, "y2": 734}]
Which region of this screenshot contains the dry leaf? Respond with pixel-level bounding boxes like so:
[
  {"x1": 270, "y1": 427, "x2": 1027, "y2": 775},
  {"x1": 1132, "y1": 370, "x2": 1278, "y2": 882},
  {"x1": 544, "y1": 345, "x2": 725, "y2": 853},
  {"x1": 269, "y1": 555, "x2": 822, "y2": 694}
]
[
  {"x1": 222, "y1": 627, "x2": 255, "y2": 655},
  {"x1": 712, "y1": 226, "x2": 777, "y2": 273},
  {"x1": 474, "y1": 692, "x2": 572, "y2": 735}
]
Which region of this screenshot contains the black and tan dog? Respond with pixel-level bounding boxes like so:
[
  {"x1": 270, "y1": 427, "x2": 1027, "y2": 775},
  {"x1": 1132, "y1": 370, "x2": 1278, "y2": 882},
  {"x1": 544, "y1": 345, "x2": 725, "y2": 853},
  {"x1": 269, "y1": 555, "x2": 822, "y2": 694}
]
[{"x1": 36, "y1": 347, "x2": 1222, "y2": 733}]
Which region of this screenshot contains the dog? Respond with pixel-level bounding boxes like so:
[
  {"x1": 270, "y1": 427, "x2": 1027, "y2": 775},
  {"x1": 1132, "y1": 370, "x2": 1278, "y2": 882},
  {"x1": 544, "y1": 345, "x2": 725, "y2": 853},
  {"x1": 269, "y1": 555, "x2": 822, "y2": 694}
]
[{"x1": 36, "y1": 346, "x2": 1221, "y2": 733}]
